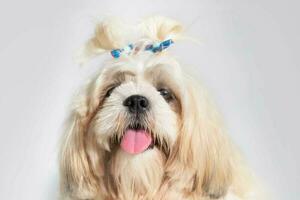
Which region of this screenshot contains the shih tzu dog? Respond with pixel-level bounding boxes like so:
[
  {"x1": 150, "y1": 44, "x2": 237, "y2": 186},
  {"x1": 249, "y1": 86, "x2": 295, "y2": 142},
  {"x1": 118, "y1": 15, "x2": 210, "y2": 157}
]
[{"x1": 59, "y1": 16, "x2": 264, "y2": 200}]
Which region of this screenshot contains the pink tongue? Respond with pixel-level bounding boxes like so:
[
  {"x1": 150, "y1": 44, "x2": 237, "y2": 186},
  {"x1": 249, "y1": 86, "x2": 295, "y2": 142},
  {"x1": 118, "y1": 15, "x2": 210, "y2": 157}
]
[{"x1": 120, "y1": 129, "x2": 152, "y2": 154}]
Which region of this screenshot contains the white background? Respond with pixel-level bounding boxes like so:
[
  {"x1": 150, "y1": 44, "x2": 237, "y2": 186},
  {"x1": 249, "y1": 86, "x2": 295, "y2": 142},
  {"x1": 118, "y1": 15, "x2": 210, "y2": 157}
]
[{"x1": 0, "y1": 0, "x2": 299, "y2": 199}]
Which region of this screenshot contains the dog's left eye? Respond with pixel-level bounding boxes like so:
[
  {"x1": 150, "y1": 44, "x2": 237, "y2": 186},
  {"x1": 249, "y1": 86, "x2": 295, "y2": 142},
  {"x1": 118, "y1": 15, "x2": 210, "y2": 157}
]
[{"x1": 158, "y1": 88, "x2": 174, "y2": 102}]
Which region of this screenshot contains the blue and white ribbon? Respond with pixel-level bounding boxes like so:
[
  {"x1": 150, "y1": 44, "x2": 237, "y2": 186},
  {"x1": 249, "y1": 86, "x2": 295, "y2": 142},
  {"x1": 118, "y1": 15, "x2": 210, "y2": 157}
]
[{"x1": 110, "y1": 39, "x2": 174, "y2": 59}]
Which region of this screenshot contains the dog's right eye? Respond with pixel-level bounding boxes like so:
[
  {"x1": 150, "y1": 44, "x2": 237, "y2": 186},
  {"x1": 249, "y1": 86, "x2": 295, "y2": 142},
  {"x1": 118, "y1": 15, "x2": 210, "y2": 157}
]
[{"x1": 105, "y1": 86, "x2": 116, "y2": 98}]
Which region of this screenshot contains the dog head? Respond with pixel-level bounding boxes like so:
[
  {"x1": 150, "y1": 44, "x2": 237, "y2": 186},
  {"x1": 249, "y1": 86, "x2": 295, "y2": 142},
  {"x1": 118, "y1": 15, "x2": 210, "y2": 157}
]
[{"x1": 60, "y1": 16, "x2": 233, "y2": 200}]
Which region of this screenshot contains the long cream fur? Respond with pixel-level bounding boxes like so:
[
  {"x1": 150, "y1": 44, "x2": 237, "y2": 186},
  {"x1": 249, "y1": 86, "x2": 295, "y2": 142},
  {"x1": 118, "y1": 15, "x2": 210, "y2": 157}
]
[{"x1": 59, "y1": 16, "x2": 265, "y2": 200}]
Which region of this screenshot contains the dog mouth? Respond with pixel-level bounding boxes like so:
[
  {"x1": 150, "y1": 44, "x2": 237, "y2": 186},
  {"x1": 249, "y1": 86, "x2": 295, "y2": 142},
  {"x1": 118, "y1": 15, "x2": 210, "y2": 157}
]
[{"x1": 120, "y1": 124, "x2": 155, "y2": 154}]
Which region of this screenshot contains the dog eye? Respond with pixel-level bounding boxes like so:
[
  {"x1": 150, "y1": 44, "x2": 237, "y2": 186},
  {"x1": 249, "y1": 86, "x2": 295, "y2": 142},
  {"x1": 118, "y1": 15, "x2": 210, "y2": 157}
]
[
  {"x1": 105, "y1": 86, "x2": 116, "y2": 98},
  {"x1": 158, "y1": 88, "x2": 174, "y2": 102}
]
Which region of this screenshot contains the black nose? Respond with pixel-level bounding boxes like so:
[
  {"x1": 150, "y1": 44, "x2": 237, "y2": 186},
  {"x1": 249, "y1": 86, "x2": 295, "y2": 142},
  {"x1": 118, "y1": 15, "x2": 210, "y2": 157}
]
[{"x1": 123, "y1": 95, "x2": 149, "y2": 113}]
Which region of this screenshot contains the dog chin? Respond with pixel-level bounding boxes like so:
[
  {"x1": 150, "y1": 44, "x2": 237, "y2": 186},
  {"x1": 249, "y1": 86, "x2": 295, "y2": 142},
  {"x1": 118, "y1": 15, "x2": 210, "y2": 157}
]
[
  {"x1": 109, "y1": 147, "x2": 167, "y2": 198},
  {"x1": 104, "y1": 122, "x2": 170, "y2": 197}
]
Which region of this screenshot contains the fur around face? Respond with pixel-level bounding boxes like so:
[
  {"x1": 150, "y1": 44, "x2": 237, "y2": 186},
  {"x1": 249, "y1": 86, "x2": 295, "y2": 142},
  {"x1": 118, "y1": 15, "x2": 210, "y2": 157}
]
[{"x1": 59, "y1": 16, "x2": 264, "y2": 200}]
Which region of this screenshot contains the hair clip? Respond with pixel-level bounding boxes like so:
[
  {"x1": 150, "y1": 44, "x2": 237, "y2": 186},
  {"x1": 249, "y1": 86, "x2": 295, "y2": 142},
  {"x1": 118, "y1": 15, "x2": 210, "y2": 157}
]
[
  {"x1": 111, "y1": 44, "x2": 134, "y2": 58},
  {"x1": 145, "y1": 39, "x2": 174, "y2": 53},
  {"x1": 110, "y1": 39, "x2": 174, "y2": 58}
]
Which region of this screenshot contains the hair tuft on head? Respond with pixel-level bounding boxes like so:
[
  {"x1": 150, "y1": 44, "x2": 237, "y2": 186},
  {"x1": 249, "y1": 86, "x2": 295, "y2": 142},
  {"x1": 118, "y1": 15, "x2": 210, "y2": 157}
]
[
  {"x1": 78, "y1": 17, "x2": 129, "y2": 64},
  {"x1": 139, "y1": 16, "x2": 183, "y2": 42}
]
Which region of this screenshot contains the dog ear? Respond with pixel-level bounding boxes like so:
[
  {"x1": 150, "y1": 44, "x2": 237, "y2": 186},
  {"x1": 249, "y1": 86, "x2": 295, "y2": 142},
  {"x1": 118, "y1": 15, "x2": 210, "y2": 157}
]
[
  {"x1": 79, "y1": 17, "x2": 129, "y2": 63},
  {"x1": 59, "y1": 72, "x2": 107, "y2": 199},
  {"x1": 139, "y1": 16, "x2": 183, "y2": 41},
  {"x1": 168, "y1": 76, "x2": 233, "y2": 198}
]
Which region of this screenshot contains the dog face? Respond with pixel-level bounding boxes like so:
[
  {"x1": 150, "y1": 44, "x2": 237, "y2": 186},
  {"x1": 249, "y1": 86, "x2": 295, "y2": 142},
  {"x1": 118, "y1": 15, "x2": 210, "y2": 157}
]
[
  {"x1": 91, "y1": 57, "x2": 182, "y2": 156},
  {"x1": 60, "y1": 16, "x2": 233, "y2": 200}
]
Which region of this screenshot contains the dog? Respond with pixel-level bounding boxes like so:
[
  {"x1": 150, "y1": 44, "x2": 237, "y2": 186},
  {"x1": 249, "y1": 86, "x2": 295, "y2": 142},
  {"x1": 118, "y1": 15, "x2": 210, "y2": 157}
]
[{"x1": 59, "y1": 16, "x2": 264, "y2": 200}]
